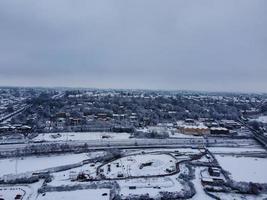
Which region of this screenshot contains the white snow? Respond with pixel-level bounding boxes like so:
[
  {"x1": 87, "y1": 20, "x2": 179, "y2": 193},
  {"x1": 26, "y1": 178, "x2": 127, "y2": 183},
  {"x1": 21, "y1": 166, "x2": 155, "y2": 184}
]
[
  {"x1": 208, "y1": 147, "x2": 266, "y2": 154},
  {"x1": 32, "y1": 132, "x2": 131, "y2": 142},
  {"x1": 36, "y1": 189, "x2": 110, "y2": 200},
  {"x1": 124, "y1": 148, "x2": 200, "y2": 156},
  {"x1": 189, "y1": 167, "x2": 213, "y2": 200},
  {"x1": 211, "y1": 192, "x2": 267, "y2": 200},
  {"x1": 0, "y1": 180, "x2": 43, "y2": 200},
  {"x1": 0, "y1": 153, "x2": 90, "y2": 176},
  {"x1": 49, "y1": 162, "x2": 101, "y2": 186},
  {"x1": 118, "y1": 175, "x2": 183, "y2": 199},
  {"x1": 0, "y1": 186, "x2": 29, "y2": 200},
  {"x1": 100, "y1": 153, "x2": 176, "y2": 178},
  {"x1": 215, "y1": 155, "x2": 267, "y2": 183},
  {"x1": 169, "y1": 132, "x2": 202, "y2": 138},
  {"x1": 253, "y1": 116, "x2": 267, "y2": 124}
]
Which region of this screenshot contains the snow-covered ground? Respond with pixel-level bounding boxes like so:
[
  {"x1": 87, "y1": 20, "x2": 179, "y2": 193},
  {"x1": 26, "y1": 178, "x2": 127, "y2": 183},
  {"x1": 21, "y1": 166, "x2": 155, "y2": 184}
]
[
  {"x1": 211, "y1": 192, "x2": 267, "y2": 200},
  {"x1": 124, "y1": 148, "x2": 201, "y2": 156},
  {"x1": 0, "y1": 180, "x2": 43, "y2": 200},
  {"x1": 209, "y1": 147, "x2": 266, "y2": 154},
  {"x1": 32, "y1": 132, "x2": 131, "y2": 142},
  {"x1": 118, "y1": 175, "x2": 183, "y2": 199},
  {"x1": 36, "y1": 189, "x2": 110, "y2": 200},
  {"x1": 252, "y1": 115, "x2": 267, "y2": 124},
  {"x1": 1, "y1": 145, "x2": 267, "y2": 199},
  {"x1": 0, "y1": 186, "x2": 29, "y2": 200},
  {"x1": 100, "y1": 153, "x2": 176, "y2": 178},
  {"x1": 215, "y1": 155, "x2": 267, "y2": 183},
  {"x1": 169, "y1": 131, "x2": 202, "y2": 138},
  {"x1": 189, "y1": 167, "x2": 213, "y2": 200},
  {"x1": 0, "y1": 153, "x2": 94, "y2": 176},
  {"x1": 49, "y1": 162, "x2": 102, "y2": 186}
]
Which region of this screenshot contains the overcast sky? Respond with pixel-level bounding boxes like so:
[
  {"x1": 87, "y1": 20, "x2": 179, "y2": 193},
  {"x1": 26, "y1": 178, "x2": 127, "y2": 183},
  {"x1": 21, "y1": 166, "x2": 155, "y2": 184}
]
[{"x1": 0, "y1": 1, "x2": 266, "y2": 92}]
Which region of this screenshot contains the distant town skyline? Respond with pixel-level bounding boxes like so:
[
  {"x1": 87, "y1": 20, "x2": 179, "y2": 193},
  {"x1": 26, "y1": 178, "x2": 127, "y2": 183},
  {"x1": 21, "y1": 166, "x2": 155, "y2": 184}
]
[{"x1": 0, "y1": 0, "x2": 266, "y2": 93}]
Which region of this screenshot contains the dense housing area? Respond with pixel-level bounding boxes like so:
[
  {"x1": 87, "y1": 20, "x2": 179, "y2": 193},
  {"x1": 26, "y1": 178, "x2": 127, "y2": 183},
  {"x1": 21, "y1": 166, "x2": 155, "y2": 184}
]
[{"x1": 0, "y1": 87, "x2": 267, "y2": 200}]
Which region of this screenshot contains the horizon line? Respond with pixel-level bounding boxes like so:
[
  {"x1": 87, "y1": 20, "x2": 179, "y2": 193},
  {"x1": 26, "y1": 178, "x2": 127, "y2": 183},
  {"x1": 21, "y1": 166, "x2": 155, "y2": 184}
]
[{"x1": 0, "y1": 84, "x2": 266, "y2": 95}]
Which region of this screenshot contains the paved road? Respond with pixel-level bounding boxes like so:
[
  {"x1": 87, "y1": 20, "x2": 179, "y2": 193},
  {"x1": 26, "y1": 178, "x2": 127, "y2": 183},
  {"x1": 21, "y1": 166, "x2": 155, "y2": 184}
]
[
  {"x1": 51, "y1": 91, "x2": 64, "y2": 99},
  {"x1": 0, "y1": 104, "x2": 31, "y2": 123},
  {"x1": 239, "y1": 119, "x2": 267, "y2": 148},
  {"x1": 0, "y1": 137, "x2": 259, "y2": 153}
]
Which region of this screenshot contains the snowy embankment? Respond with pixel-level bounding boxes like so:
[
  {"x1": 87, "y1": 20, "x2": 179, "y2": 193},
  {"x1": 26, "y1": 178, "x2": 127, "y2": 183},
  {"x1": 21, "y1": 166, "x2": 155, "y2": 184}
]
[
  {"x1": 215, "y1": 155, "x2": 267, "y2": 183},
  {"x1": 0, "y1": 180, "x2": 44, "y2": 200},
  {"x1": 252, "y1": 116, "x2": 267, "y2": 124},
  {"x1": 32, "y1": 132, "x2": 131, "y2": 142},
  {"x1": 100, "y1": 153, "x2": 176, "y2": 178},
  {"x1": 189, "y1": 167, "x2": 213, "y2": 200},
  {"x1": 36, "y1": 189, "x2": 110, "y2": 200},
  {"x1": 208, "y1": 147, "x2": 266, "y2": 154},
  {"x1": 0, "y1": 152, "x2": 101, "y2": 176},
  {"x1": 118, "y1": 176, "x2": 183, "y2": 199}
]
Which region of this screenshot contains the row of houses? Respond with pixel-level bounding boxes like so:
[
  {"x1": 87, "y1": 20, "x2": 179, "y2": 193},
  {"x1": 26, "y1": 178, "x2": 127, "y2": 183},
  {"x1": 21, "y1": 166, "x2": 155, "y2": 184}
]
[
  {"x1": 176, "y1": 119, "x2": 233, "y2": 136},
  {"x1": 0, "y1": 124, "x2": 31, "y2": 134}
]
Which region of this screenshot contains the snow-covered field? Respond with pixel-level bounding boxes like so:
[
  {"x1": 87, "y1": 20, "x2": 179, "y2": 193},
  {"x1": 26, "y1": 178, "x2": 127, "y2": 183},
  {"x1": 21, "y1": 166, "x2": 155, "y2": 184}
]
[
  {"x1": 50, "y1": 162, "x2": 101, "y2": 186},
  {"x1": 0, "y1": 181, "x2": 43, "y2": 200},
  {"x1": 118, "y1": 175, "x2": 183, "y2": 199},
  {"x1": 209, "y1": 147, "x2": 266, "y2": 154},
  {"x1": 189, "y1": 167, "x2": 213, "y2": 200},
  {"x1": 124, "y1": 148, "x2": 201, "y2": 156},
  {"x1": 215, "y1": 155, "x2": 267, "y2": 183},
  {"x1": 0, "y1": 186, "x2": 28, "y2": 200},
  {"x1": 33, "y1": 132, "x2": 131, "y2": 142},
  {"x1": 211, "y1": 192, "x2": 267, "y2": 200},
  {"x1": 100, "y1": 153, "x2": 176, "y2": 178},
  {"x1": 1, "y1": 145, "x2": 266, "y2": 199},
  {"x1": 169, "y1": 132, "x2": 201, "y2": 138},
  {"x1": 0, "y1": 153, "x2": 91, "y2": 176},
  {"x1": 253, "y1": 115, "x2": 267, "y2": 124},
  {"x1": 36, "y1": 189, "x2": 110, "y2": 200}
]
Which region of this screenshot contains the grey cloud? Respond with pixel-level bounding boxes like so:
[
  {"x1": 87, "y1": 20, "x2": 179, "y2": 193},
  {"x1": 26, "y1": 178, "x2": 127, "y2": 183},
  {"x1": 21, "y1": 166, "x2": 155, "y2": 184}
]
[{"x1": 0, "y1": 0, "x2": 266, "y2": 92}]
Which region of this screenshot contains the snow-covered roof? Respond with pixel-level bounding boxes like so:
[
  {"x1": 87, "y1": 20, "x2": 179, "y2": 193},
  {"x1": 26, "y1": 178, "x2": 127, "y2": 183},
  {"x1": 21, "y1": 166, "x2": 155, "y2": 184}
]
[
  {"x1": 179, "y1": 124, "x2": 209, "y2": 130},
  {"x1": 210, "y1": 127, "x2": 228, "y2": 131}
]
